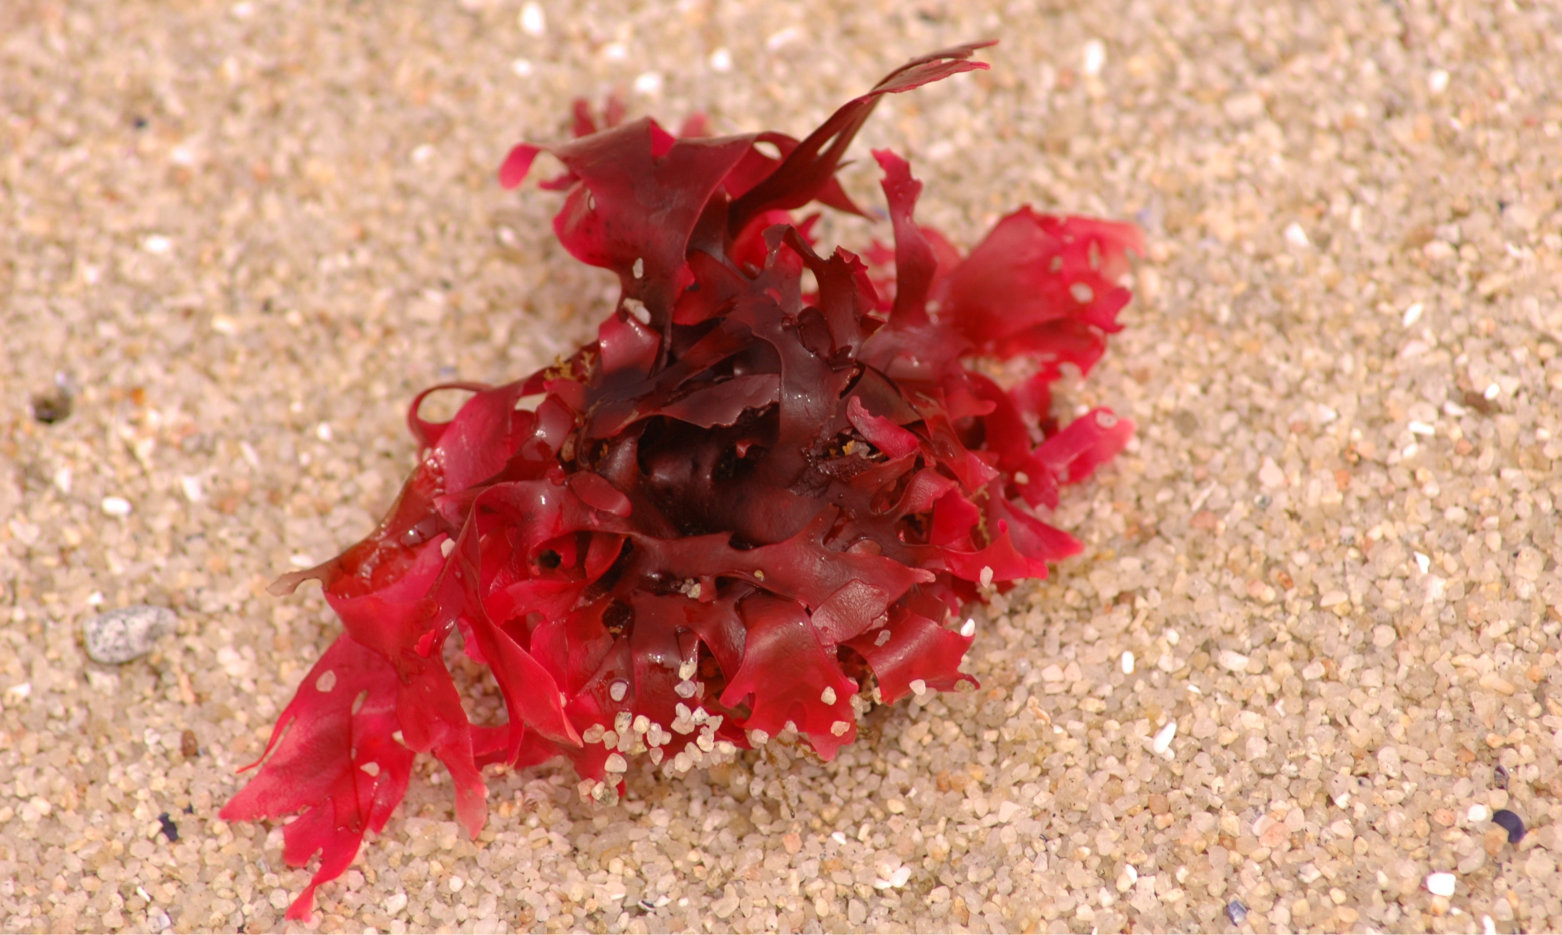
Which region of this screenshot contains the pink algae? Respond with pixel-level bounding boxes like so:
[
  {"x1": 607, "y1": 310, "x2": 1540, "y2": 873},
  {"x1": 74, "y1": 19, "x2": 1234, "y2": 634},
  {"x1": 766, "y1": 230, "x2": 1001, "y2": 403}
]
[{"x1": 221, "y1": 42, "x2": 1142, "y2": 920}]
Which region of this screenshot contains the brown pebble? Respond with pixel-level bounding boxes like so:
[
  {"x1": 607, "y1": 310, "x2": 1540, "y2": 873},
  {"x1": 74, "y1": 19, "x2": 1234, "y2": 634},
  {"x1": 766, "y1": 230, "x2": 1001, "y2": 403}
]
[
  {"x1": 1484, "y1": 827, "x2": 1510, "y2": 858},
  {"x1": 181, "y1": 729, "x2": 200, "y2": 758},
  {"x1": 30, "y1": 384, "x2": 74, "y2": 424},
  {"x1": 1461, "y1": 389, "x2": 1498, "y2": 414}
]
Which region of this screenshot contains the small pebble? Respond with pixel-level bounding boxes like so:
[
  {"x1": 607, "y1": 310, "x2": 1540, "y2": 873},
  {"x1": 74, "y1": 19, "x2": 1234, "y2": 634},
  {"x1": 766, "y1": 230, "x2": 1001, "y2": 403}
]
[
  {"x1": 1217, "y1": 649, "x2": 1250, "y2": 672},
  {"x1": 1257, "y1": 457, "x2": 1285, "y2": 489},
  {"x1": 1492, "y1": 809, "x2": 1526, "y2": 844},
  {"x1": 1484, "y1": 827, "x2": 1510, "y2": 858},
  {"x1": 157, "y1": 812, "x2": 179, "y2": 843},
  {"x1": 82, "y1": 604, "x2": 177, "y2": 664},
  {"x1": 1225, "y1": 899, "x2": 1248, "y2": 925},
  {"x1": 1425, "y1": 871, "x2": 1456, "y2": 897},
  {"x1": 30, "y1": 384, "x2": 74, "y2": 424},
  {"x1": 518, "y1": 1, "x2": 544, "y2": 35},
  {"x1": 633, "y1": 71, "x2": 663, "y2": 96},
  {"x1": 1082, "y1": 39, "x2": 1106, "y2": 76}
]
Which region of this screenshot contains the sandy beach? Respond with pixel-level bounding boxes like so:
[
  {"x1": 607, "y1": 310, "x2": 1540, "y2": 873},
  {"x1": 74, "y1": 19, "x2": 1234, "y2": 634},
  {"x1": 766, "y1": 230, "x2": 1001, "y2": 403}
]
[{"x1": 3, "y1": 0, "x2": 1559, "y2": 931}]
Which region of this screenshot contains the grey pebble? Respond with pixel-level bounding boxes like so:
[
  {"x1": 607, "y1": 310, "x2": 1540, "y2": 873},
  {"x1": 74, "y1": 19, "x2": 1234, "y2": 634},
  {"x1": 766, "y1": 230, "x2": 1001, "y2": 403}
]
[{"x1": 82, "y1": 604, "x2": 177, "y2": 664}]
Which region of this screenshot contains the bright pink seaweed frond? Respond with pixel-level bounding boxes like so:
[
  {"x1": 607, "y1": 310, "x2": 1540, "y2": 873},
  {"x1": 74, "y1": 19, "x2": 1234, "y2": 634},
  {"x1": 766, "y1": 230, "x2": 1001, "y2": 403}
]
[{"x1": 222, "y1": 41, "x2": 1142, "y2": 921}]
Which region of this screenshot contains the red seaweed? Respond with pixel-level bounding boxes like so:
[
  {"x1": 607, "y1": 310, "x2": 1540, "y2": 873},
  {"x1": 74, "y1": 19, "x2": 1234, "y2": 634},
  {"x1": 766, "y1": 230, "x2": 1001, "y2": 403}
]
[{"x1": 221, "y1": 42, "x2": 1142, "y2": 920}]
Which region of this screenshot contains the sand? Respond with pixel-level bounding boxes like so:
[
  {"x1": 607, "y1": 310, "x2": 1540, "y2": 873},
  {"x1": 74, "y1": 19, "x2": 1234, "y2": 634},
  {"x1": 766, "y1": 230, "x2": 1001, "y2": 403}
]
[{"x1": 3, "y1": 0, "x2": 1559, "y2": 931}]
